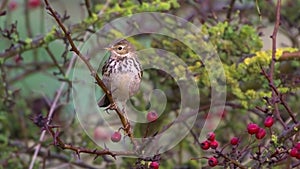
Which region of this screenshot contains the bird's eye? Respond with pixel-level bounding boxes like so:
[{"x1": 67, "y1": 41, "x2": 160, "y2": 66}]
[{"x1": 118, "y1": 46, "x2": 122, "y2": 50}]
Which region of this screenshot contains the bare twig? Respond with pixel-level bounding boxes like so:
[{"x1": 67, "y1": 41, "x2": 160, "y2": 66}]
[
  {"x1": 84, "y1": 0, "x2": 93, "y2": 18},
  {"x1": 98, "y1": 0, "x2": 111, "y2": 17},
  {"x1": 0, "y1": 29, "x2": 64, "y2": 59},
  {"x1": 255, "y1": 0, "x2": 262, "y2": 21},
  {"x1": 0, "y1": 62, "x2": 13, "y2": 108},
  {"x1": 28, "y1": 54, "x2": 77, "y2": 169},
  {"x1": 24, "y1": 0, "x2": 33, "y2": 38},
  {"x1": 45, "y1": 47, "x2": 66, "y2": 76},
  {"x1": 226, "y1": 0, "x2": 236, "y2": 21},
  {"x1": 9, "y1": 140, "x2": 100, "y2": 169},
  {"x1": 260, "y1": 67, "x2": 286, "y2": 127},
  {"x1": 217, "y1": 152, "x2": 247, "y2": 169},
  {"x1": 269, "y1": 0, "x2": 281, "y2": 89},
  {"x1": 8, "y1": 64, "x2": 55, "y2": 84}
]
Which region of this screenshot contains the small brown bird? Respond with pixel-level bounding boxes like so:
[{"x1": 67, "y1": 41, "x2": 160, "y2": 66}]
[{"x1": 98, "y1": 39, "x2": 142, "y2": 109}]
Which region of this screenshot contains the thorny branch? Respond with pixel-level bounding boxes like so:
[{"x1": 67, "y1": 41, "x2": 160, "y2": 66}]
[
  {"x1": 9, "y1": 140, "x2": 109, "y2": 169},
  {"x1": 45, "y1": 125, "x2": 135, "y2": 158},
  {"x1": 44, "y1": 47, "x2": 66, "y2": 76},
  {"x1": 28, "y1": 53, "x2": 77, "y2": 169},
  {"x1": 28, "y1": 1, "x2": 140, "y2": 168},
  {"x1": 43, "y1": 0, "x2": 137, "y2": 149},
  {"x1": 45, "y1": 0, "x2": 134, "y2": 143},
  {"x1": 269, "y1": 0, "x2": 284, "y2": 128}
]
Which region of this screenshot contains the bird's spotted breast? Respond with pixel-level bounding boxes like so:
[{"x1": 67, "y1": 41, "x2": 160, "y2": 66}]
[{"x1": 99, "y1": 39, "x2": 142, "y2": 107}]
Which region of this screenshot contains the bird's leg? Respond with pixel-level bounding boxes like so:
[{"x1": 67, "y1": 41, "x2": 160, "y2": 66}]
[
  {"x1": 102, "y1": 88, "x2": 118, "y2": 111},
  {"x1": 105, "y1": 102, "x2": 117, "y2": 111},
  {"x1": 121, "y1": 103, "x2": 131, "y2": 132}
]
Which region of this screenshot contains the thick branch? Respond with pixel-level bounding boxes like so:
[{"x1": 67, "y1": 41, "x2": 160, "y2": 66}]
[
  {"x1": 269, "y1": 0, "x2": 281, "y2": 104},
  {"x1": 279, "y1": 51, "x2": 300, "y2": 61},
  {"x1": 84, "y1": 0, "x2": 93, "y2": 18},
  {"x1": 278, "y1": 122, "x2": 300, "y2": 143}
]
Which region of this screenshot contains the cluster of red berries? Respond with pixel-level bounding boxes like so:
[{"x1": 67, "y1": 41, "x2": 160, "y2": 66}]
[
  {"x1": 200, "y1": 132, "x2": 219, "y2": 150},
  {"x1": 289, "y1": 142, "x2": 300, "y2": 159},
  {"x1": 8, "y1": 0, "x2": 41, "y2": 11},
  {"x1": 247, "y1": 116, "x2": 274, "y2": 139},
  {"x1": 200, "y1": 132, "x2": 219, "y2": 167}
]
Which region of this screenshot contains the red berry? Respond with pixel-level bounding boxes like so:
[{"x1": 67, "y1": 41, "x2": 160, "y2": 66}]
[
  {"x1": 255, "y1": 128, "x2": 266, "y2": 139},
  {"x1": 290, "y1": 148, "x2": 298, "y2": 157},
  {"x1": 210, "y1": 140, "x2": 219, "y2": 149},
  {"x1": 111, "y1": 131, "x2": 121, "y2": 142},
  {"x1": 14, "y1": 55, "x2": 23, "y2": 64},
  {"x1": 296, "y1": 153, "x2": 300, "y2": 160},
  {"x1": 147, "y1": 111, "x2": 158, "y2": 122},
  {"x1": 93, "y1": 126, "x2": 109, "y2": 141},
  {"x1": 247, "y1": 123, "x2": 259, "y2": 135},
  {"x1": 8, "y1": 1, "x2": 18, "y2": 11},
  {"x1": 200, "y1": 140, "x2": 210, "y2": 150},
  {"x1": 230, "y1": 137, "x2": 239, "y2": 145},
  {"x1": 28, "y1": 0, "x2": 41, "y2": 8},
  {"x1": 149, "y1": 161, "x2": 159, "y2": 169},
  {"x1": 208, "y1": 157, "x2": 218, "y2": 167},
  {"x1": 207, "y1": 132, "x2": 216, "y2": 141},
  {"x1": 264, "y1": 116, "x2": 274, "y2": 128},
  {"x1": 221, "y1": 110, "x2": 227, "y2": 118}
]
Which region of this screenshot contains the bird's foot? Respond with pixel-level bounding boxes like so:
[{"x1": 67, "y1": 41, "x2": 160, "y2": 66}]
[{"x1": 105, "y1": 102, "x2": 117, "y2": 111}]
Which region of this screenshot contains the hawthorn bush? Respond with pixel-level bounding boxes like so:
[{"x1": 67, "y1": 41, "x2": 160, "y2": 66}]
[{"x1": 0, "y1": 0, "x2": 299, "y2": 168}]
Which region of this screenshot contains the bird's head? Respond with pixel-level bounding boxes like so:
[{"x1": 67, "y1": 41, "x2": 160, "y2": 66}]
[{"x1": 106, "y1": 39, "x2": 135, "y2": 58}]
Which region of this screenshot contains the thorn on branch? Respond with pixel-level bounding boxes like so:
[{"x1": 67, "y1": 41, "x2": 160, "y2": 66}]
[
  {"x1": 75, "y1": 150, "x2": 81, "y2": 160},
  {"x1": 0, "y1": 21, "x2": 19, "y2": 40},
  {"x1": 93, "y1": 155, "x2": 99, "y2": 161},
  {"x1": 47, "y1": 10, "x2": 61, "y2": 19},
  {"x1": 61, "y1": 10, "x2": 70, "y2": 22}
]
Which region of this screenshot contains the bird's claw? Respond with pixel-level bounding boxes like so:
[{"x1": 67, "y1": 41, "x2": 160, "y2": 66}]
[{"x1": 105, "y1": 102, "x2": 117, "y2": 111}]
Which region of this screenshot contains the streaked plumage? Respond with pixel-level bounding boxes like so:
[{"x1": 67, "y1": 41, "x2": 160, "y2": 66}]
[{"x1": 99, "y1": 39, "x2": 142, "y2": 107}]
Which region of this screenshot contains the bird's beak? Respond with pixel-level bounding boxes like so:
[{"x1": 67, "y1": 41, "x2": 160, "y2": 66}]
[{"x1": 104, "y1": 47, "x2": 112, "y2": 51}]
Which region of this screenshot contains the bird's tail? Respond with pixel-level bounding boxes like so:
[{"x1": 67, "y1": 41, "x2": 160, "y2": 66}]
[{"x1": 98, "y1": 94, "x2": 110, "y2": 107}]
